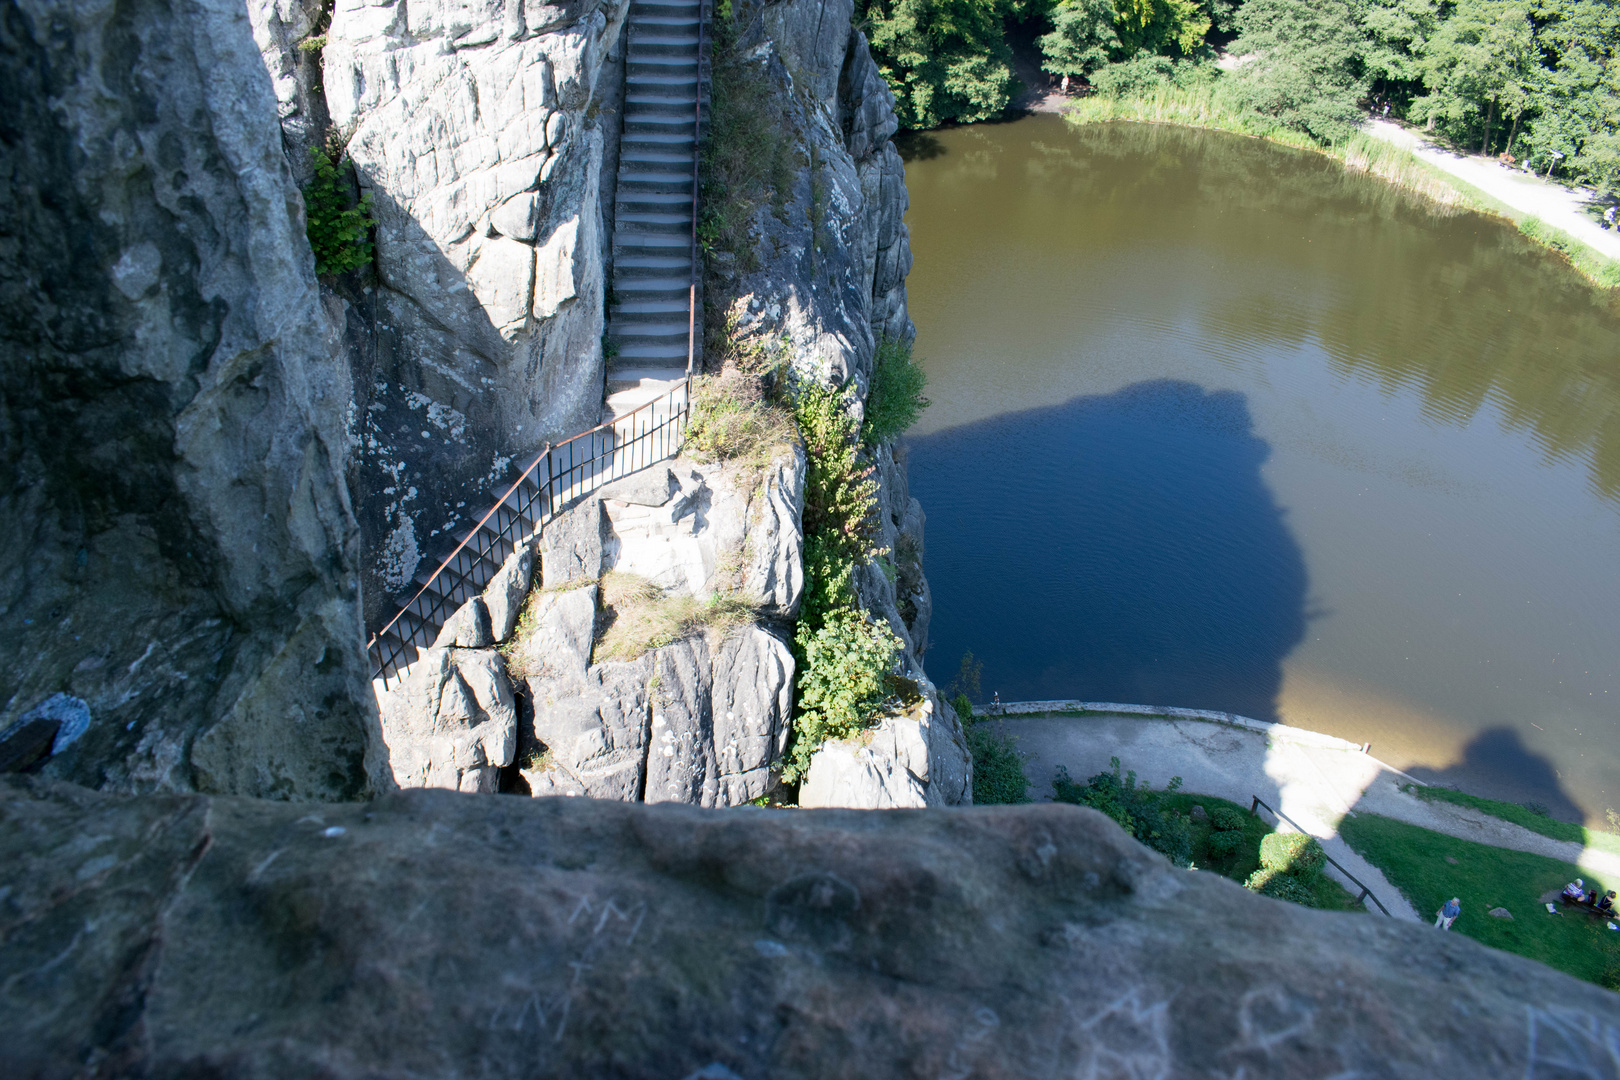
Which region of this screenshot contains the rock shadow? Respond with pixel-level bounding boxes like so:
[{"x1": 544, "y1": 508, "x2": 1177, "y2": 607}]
[
  {"x1": 910, "y1": 379, "x2": 1308, "y2": 722},
  {"x1": 1404, "y1": 727, "x2": 1586, "y2": 824}
]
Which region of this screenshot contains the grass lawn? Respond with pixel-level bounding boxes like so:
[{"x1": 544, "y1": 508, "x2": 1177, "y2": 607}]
[
  {"x1": 1340, "y1": 812, "x2": 1620, "y2": 988},
  {"x1": 1406, "y1": 783, "x2": 1620, "y2": 859},
  {"x1": 1160, "y1": 793, "x2": 1364, "y2": 913}
]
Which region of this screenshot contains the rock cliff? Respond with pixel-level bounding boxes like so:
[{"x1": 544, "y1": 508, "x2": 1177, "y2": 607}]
[
  {"x1": 0, "y1": 0, "x2": 383, "y2": 800},
  {"x1": 250, "y1": 0, "x2": 631, "y2": 622},
  {"x1": 4, "y1": 776, "x2": 1616, "y2": 1076}
]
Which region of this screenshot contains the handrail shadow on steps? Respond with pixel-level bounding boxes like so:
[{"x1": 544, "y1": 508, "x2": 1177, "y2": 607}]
[
  {"x1": 367, "y1": 0, "x2": 710, "y2": 689},
  {"x1": 1250, "y1": 794, "x2": 1393, "y2": 917}
]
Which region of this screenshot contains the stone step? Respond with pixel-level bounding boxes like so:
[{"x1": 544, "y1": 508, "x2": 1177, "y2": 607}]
[
  {"x1": 625, "y1": 92, "x2": 699, "y2": 110},
  {"x1": 613, "y1": 253, "x2": 692, "y2": 274},
  {"x1": 627, "y1": 73, "x2": 698, "y2": 89},
  {"x1": 622, "y1": 133, "x2": 696, "y2": 148},
  {"x1": 618, "y1": 210, "x2": 691, "y2": 227},
  {"x1": 616, "y1": 171, "x2": 693, "y2": 190},
  {"x1": 624, "y1": 116, "x2": 697, "y2": 136},
  {"x1": 613, "y1": 299, "x2": 692, "y2": 315},
  {"x1": 610, "y1": 274, "x2": 691, "y2": 295},
  {"x1": 621, "y1": 152, "x2": 695, "y2": 168},
  {"x1": 612, "y1": 340, "x2": 691, "y2": 362},
  {"x1": 615, "y1": 234, "x2": 691, "y2": 252},
  {"x1": 617, "y1": 190, "x2": 691, "y2": 207}
]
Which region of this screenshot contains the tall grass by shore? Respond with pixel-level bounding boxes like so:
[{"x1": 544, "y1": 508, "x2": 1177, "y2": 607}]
[{"x1": 1063, "y1": 84, "x2": 1620, "y2": 289}]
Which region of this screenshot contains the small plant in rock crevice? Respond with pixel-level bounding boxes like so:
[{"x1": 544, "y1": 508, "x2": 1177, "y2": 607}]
[
  {"x1": 302, "y1": 145, "x2": 374, "y2": 277},
  {"x1": 591, "y1": 571, "x2": 758, "y2": 663},
  {"x1": 780, "y1": 608, "x2": 903, "y2": 783}
]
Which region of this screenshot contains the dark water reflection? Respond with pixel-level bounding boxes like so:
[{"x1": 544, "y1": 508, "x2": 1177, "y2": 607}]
[
  {"x1": 904, "y1": 116, "x2": 1620, "y2": 820},
  {"x1": 910, "y1": 381, "x2": 1306, "y2": 720}
]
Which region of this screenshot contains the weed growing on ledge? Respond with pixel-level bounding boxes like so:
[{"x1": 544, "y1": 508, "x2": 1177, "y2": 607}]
[
  {"x1": 303, "y1": 146, "x2": 374, "y2": 277},
  {"x1": 592, "y1": 572, "x2": 758, "y2": 662}
]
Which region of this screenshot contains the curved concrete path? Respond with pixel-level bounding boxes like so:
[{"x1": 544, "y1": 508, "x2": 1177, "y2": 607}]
[
  {"x1": 1364, "y1": 118, "x2": 1620, "y2": 262},
  {"x1": 989, "y1": 705, "x2": 1620, "y2": 923}
]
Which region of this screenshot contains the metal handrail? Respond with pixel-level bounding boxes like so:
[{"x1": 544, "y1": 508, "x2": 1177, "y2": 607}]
[
  {"x1": 367, "y1": 2, "x2": 711, "y2": 687},
  {"x1": 1249, "y1": 795, "x2": 1393, "y2": 917}
]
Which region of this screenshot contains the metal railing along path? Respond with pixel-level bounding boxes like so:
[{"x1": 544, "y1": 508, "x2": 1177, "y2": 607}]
[
  {"x1": 367, "y1": 3, "x2": 709, "y2": 689},
  {"x1": 1249, "y1": 795, "x2": 1394, "y2": 917}
]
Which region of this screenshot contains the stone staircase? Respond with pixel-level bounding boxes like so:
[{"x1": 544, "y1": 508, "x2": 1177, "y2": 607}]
[
  {"x1": 604, "y1": 0, "x2": 706, "y2": 425},
  {"x1": 368, "y1": 2, "x2": 708, "y2": 688}
]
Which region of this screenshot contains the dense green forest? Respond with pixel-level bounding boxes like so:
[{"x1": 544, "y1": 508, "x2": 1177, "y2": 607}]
[{"x1": 859, "y1": 0, "x2": 1619, "y2": 196}]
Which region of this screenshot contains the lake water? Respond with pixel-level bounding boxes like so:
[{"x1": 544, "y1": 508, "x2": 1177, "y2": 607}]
[{"x1": 901, "y1": 115, "x2": 1620, "y2": 824}]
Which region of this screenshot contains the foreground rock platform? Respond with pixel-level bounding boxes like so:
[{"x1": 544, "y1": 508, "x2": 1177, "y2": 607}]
[{"x1": 2, "y1": 778, "x2": 1615, "y2": 1077}]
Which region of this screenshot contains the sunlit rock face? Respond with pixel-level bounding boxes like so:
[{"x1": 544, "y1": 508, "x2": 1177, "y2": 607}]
[
  {"x1": 245, "y1": 0, "x2": 631, "y2": 622},
  {"x1": 0, "y1": 0, "x2": 384, "y2": 800},
  {"x1": 4, "y1": 777, "x2": 1616, "y2": 1076}
]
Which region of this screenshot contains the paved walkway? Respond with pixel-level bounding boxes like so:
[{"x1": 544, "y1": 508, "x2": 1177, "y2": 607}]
[
  {"x1": 990, "y1": 705, "x2": 1620, "y2": 923},
  {"x1": 1364, "y1": 118, "x2": 1620, "y2": 262}
]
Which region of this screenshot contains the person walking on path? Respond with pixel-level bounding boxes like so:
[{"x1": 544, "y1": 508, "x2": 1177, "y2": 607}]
[
  {"x1": 1605, "y1": 206, "x2": 1616, "y2": 229},
  {"x1": 1435, "y1": 897, "x2": 1462, "y2": 930}
]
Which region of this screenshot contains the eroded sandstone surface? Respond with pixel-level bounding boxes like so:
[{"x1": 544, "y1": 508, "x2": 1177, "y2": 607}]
[{"x1": 3, "y1": 776, "x2": 1617, "y2": 1076}]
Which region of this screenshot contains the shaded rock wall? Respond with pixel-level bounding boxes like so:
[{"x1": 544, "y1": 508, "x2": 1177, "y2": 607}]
[
  {"x1": 0, "y1": 0, "x2": 383, "y2": 799},
  {"x1": 4, "y1": 776, "x2": 1616, "y2": 1076}
]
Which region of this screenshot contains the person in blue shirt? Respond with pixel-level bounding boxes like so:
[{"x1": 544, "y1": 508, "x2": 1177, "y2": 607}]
[{"x1": 1435, "y1": 897, "x2": 1461, "y2": 930}]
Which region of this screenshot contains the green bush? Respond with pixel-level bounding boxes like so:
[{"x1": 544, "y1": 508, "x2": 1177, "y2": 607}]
[
  {"x1": 1258, "y1": 832, "x2": 1327, "y2": 879},
  {"x1": 1052, "y1": 757, "x2": 1191, "y2": 866},
  {"x1": 1247, "y1": 869, "x2": 1317, "y2": 905},
  {"x1": 782, "y1": 609, "x2": 902, "y2": 782},
  {"x1": 793, "y1": 379, "x2": 881, "y2": 624},
  {"x1": 1207, "y1": 829, "x2": 1244, "y2": 858},
  {"x1": 1209, "y1": 806, "x2": 1247, "y2": 832},
  {"x1": 302, "y1": 147, "x2": 374, "y2": 276},
  {"x1": 968, "y1": 722, "x2": 1030, "y2": 804},
  {"x1": 862, "y1": 337, "x2": 930, "y2": 447}
]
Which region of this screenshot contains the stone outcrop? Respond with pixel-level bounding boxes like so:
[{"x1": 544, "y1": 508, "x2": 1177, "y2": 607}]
[
  {"x1": 0, "y1": 0, "x2": 383, "y2": 800},
  {"x1": 706, "y1": 0, "x2": 963, "y2": 802},
  {"x1": 244, "y1": 0, "x2": 633, "y2": 624},
  {"x1": 5, "y1": 776, "x2": 1616, "y2": 1076}
]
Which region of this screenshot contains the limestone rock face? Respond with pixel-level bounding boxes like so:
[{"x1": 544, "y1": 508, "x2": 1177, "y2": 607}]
[
  {"x1": 0, "y1": 0, "x2": 382, "y2": 800},
  {"x1": 381, "y1": 646, "x2": 517, "y2": 792},
  {"x1": 309, "y1": 0, "x2": 629, "y2": 624},
  {"x1": 600, "y1": 452, "x2": 804, "y2": 616},
  {"x1": 5, "y1": 778, "x2": 1616, "y2": 1077}
]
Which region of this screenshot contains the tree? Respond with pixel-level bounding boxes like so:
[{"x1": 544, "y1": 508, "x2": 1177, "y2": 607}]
[
  {"x1": 1040, "y1": 0, "x2": 1122, "y2": 77},
  {"x1": 1518, "y1": 0, "x2": 1620, "y2": 193},
  {"x1": 861, "y1": 0, "x2": 1022, "y2": 128},
  {"x1": 1114, "y1": 0, "x2": 1212, "y2": 56},
  {"x1": 1409, "y1": 0, "x2": 1537, "y2": 155},
  {"x1": 1355, "y1": 0, "x2": 1441, "y2": 105},
  {"x1": 1228, "y1": 0, "x2": 1369, "y2": 143}
]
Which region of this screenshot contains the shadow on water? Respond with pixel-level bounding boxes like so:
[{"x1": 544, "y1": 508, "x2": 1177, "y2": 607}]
[
  {"x1": 911, "y1": 379, "x2": 1308, "y2": 721},
  {"x1": 894, "y1": 130, "x2": 947, "y2": 163},
  {"x1": 1405, "y1": 728, "x2": 1587, "y2": 824}
]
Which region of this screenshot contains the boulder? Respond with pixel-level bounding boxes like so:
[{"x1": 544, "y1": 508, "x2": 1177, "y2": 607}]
[
  {"x1": 740, "y1": 448, "x2": 807, "y2": 616},
  {"x1": 529, "y1": 657, "x2": 651, "y2": 801},
  {"x1": 541, "y1": 498, "x2": 609, "y2": 586},
  {"x1": 4, "y1": 778, "x2": 1616, "y2": 1077},
  {"x1": 380, "y1": 647, "x2": 517, "y2": 792},
  {"x1": 800, "y1": 677, "x2": 971, "y2": 809},
  {"x1": 510, "y1": 585, "x2": 599, "y2": 684},
  {"x1": 644, "y1": 637, "x2": 718, "y2": 806}
]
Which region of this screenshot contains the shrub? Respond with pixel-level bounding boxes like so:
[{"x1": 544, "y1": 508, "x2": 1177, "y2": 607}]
[
  {"x1": 1209, "y1": 806, "x2": 1248, "y2": 832},
  {"x1": 1258, "y1": 832, "x2": 1327, "y2": 880},
  {"x1": 1053, "y1": 757, "x2": 1191, "y2": 866},
  {"x1": 782, "y1": 609, "x2": 902, "y2": 782},
  {"x1": 862, "y1": 337, "x2": 930, "y2": 447},
  {"x1": 1207, "y1": 830, "x2": 1244, "y2": 858},
  {"x1": 302, "y1": 147, "x2": 374, "y2": 276},
  {"x1": 1247, "y1": 869, "x2": 1316, "y2": 905},
  {"x1": 793, "y1": 379, "x2": 881, "y2": 627},
  {"x1": 968, "y1": 722, "x2": 1029, "y2": 804}
]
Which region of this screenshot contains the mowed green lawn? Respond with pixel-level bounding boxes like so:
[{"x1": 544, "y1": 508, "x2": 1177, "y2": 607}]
[{"x1": 1340, "y1": 812, "x2": 1620, "y2": 987}]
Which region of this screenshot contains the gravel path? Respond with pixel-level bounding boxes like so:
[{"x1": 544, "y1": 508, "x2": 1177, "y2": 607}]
[
  {"x1": 1364, "y1": 118, "x2": 1620, "y2": 261},
  {"x1": 994, "y1": 710, "x2": 1620, "y2": 923}
]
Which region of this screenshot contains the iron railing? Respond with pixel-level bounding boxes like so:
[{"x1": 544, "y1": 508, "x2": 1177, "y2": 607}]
[
  {"x1": 1249, "y1": 795, "x2": 1393, "y2": 917},
  {"x1": 367, "y1": 1, "x2": 710, "y2": 688}
]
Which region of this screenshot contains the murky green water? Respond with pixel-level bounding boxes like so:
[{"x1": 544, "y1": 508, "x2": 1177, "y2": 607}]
[{"x1": 902, "y1": 115, "x2": 1620, "y2": 823}]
